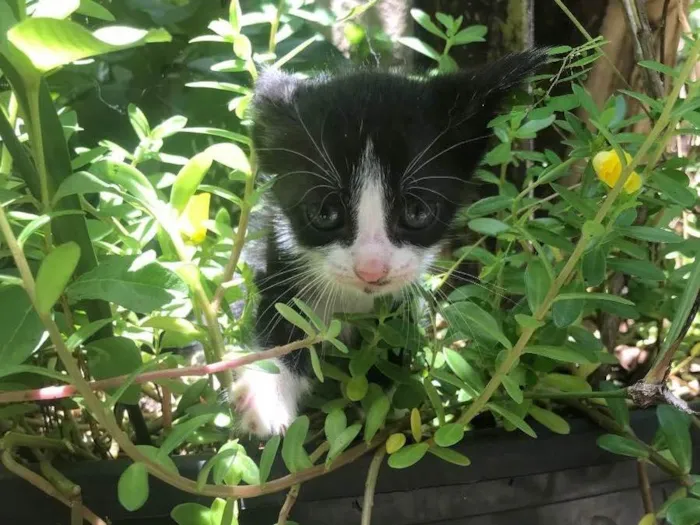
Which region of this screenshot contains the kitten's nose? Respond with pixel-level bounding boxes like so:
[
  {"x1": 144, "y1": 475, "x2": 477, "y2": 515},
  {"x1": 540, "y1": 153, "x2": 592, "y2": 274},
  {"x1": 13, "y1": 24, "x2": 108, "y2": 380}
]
[{"x1": 354, "y1": 259, "x2": 390, "y2": 284}]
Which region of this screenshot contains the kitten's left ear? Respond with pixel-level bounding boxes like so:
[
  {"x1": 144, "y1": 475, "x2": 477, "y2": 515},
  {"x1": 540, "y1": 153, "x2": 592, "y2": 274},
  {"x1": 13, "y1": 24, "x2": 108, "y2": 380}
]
[{"x1": 428, "y1": 48, "x2": 549, "y2": 125}]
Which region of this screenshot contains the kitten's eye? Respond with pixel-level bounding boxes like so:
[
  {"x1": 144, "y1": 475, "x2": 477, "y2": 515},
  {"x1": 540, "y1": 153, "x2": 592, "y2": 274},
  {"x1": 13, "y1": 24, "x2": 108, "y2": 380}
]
[
  {"x1": 305, "y1": 199, "x2": 343, "y2": 231},
  {"x1": 401, "y1": 197, "x2": 438, "y2": 230}
]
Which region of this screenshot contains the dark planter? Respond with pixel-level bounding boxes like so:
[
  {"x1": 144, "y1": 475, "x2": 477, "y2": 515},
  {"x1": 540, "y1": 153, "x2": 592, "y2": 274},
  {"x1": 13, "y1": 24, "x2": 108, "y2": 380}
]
[{"x1": 1, "y1": 409, "x2": 695, "y2": 525}]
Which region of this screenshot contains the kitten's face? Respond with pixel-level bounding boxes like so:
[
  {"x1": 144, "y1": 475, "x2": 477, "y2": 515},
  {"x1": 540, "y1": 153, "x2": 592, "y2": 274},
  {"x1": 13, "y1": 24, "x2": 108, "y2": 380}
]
[{"x1": 252, "y1": 52, "x2": 546, "y2": 297}]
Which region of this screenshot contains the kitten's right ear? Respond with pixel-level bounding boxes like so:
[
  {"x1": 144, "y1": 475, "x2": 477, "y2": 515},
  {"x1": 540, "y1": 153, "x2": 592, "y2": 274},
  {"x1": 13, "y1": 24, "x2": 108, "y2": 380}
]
[
  {"x1": 251, "y1": 69, "x2": 305, "y2": 150},
  {"x1": 253, "y1": 68, "x2": 302, "y2": 106}
]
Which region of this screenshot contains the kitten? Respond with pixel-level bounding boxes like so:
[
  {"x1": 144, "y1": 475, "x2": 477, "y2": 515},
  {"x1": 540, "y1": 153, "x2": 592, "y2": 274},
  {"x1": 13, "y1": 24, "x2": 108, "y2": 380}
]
[{"x1": 231, "y1": 50, "x2": 548, "y2": 437}]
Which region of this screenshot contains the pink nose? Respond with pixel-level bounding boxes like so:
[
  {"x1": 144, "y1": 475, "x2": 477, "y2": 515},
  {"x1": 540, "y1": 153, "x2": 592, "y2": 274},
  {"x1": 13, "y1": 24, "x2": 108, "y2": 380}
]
[{"x1": 354, "y1": 259, "x2": 390, "y2": 284}]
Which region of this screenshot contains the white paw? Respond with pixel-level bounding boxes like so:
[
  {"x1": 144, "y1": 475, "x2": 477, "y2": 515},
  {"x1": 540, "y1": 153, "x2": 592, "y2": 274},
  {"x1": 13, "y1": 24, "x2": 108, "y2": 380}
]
[{"x1": 231, "y1": 361, "x2": 310, "y2": 438}]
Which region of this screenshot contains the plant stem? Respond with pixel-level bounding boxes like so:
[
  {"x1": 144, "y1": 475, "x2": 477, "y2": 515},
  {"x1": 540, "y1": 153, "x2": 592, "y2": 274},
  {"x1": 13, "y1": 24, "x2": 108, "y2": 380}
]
[
  {"x1": 456, "y1": 32, "x2": 700, "y2": 429},
  {"x1": 212, "y1": 166, "x2": 255, "y2": 312},
  {"x1": 269, "y1": 0, "x2": 285, "y2": 53},
  {"x1": 0, "y1": 93, "x2": 18, "y2": 179},
  {"x1": 1, "y1": 449, "x2": 106, "y2": 525},
  {"x1": 0, "y1": 334, "x2": 323, "y2": 403},
  {"x1": 637, "y1": 461, "x2": 656, "y2": 518},
  {"x1": 361, "y1": 447, "x2": 386, "y2": 525}
]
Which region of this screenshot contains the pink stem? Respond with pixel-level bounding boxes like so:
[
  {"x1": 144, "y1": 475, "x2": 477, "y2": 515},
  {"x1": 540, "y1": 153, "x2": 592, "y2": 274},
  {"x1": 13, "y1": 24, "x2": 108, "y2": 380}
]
[{"x1": 0, "y1": 337, "x2": 317, "y2": 404}]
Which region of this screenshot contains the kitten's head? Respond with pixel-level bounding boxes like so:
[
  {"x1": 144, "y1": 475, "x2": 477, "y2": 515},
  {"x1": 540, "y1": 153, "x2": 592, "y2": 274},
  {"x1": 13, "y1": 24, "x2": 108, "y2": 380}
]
[{"x1": 251, "y1": 50, "x2": 548, "y2": 297}]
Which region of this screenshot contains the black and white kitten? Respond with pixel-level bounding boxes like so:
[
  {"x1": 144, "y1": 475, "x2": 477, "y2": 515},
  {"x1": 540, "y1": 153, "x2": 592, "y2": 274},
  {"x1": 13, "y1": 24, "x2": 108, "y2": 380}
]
[{"x1": 231, "y1": 50, "x2": 548, "y2": 437}]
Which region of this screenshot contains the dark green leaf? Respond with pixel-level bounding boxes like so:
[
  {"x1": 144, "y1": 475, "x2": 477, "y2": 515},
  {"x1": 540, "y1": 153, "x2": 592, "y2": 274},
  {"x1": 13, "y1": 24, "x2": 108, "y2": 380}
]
[
  {"x1": 325, "y1": 409, "x2": 347, "y2": 444},
  {"x1": 667, "y1": 498, "x2": 700, "y2": 525},
  {"x1": 282, "y1": 416, "x2": 312, "y2": 473},
  {"x1": 601, "y1": 381, "x2": 629, "y2": 428},
  {"x1": 596, "y1": 434, "x2": 649, "y2": 458},
  {"x1": 160, "y1": 414, "x2": 215, "y2": 457},
  {"x1": 525, "y1": 259, "x2": 551, "y2": 314},
  {"x1": 259, "y1": 435, "x2": 281, "y2": 484},
  {"x1": 326, "y1": 423, "x2": 362, "y2": 466},
  {"x1": 364, "y1": 394, "x2": 390, "y2": 443},
  {"x1": 524, "y1": 345, "x2": 593, "y2": 364},
  {"x1": 443, "y1": 302, "x2": 512, "y2": 349},
  {"x1": 427, "y1": 446, "x2": 471, "y2": 466},
  {"x1": 0, "y1": 286, "x2": 45, "y2": 368},
  {"x1": 658, "y1": 405, "x2": 692, "y2": 474},
  {"x1": 387, "y1": 443, "x2": 430, "y2": 469},
  {"x1": 35, "y1": 242, "x2": 80, "y2": 314},
  {"x1": 619, "y1": 226, "x2": 683, "y2": 244},
  {"x1": 488, "y1": 403, "x2": 537, "y2": 438},
  {"x1": 66, "y1": 255, "x2": 188, "y2": 314},
  {"x1": 434, "y1": 423, "x2": 465, "y2": 447},
  {"x1": 607, "y1": 258, "x2": 665, "y2": 281},
  {"x1": 468, "y1": 218, "x2": 510, "y2": 236},
  {"x1": 275, "y1": 303, "x2": 315, "y2": 336},
  {"x1": 88, "y1": 337, "x2": 142, "y2": 404},
  {"x1": 528, "y1": 405, "x2": 570, "y2": 434}
]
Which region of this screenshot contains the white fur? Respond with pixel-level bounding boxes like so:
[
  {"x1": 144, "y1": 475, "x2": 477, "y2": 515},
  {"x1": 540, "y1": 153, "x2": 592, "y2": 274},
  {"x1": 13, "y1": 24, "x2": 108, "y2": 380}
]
[{"x1": 232, "y1": 360, "x2": 311, "y2": 438}]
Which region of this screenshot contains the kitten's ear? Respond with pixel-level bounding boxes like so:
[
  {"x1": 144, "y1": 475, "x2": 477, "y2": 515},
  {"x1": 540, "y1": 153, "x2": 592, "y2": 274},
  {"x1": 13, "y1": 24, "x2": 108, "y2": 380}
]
[
  {"x1": 428, "y1": 48, "x2": 549, "y2": 126},
  {"x1": 251, "y1": 69, "x2": 305, "y2": 149}
]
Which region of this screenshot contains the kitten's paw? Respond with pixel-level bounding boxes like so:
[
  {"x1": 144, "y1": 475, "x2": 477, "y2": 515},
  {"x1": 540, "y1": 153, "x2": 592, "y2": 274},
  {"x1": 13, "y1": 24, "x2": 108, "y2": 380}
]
[{"x1": 231, "y1": 362, "x2": 310, "y2": 438}]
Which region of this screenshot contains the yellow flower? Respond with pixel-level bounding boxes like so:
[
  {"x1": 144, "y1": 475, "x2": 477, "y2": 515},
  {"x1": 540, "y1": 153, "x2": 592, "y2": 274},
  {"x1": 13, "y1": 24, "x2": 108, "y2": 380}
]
[
  {"x1": 592, "y1": 149, "x2": 642, "y2": 194},
  {"x1": 179, "y1": 193, "x2": 210, "y2": 244}
]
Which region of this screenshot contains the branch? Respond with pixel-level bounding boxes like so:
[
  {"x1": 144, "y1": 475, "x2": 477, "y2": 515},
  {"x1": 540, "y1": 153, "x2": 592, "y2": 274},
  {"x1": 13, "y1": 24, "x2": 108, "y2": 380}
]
[
  {"x1": 637, "y1": 461, "x2": 655, "y2": 518},
  {"x1": 0, "y1": 335, "x2": 322, "y2": 404},
  {"x1": 621, "y1": 0, "x2": 665, "y2": 99},
  {"x1": 361, "y1": 447, "x2": 386, "y2": 525}
]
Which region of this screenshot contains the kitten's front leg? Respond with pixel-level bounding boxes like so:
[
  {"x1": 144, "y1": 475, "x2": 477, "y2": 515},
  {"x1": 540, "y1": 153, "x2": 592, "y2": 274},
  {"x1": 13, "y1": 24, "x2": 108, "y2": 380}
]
[
  {"x1": 231, "y1": 279, "x2": 312, "y2": 438},
  {"x1": 232, "y1": 359, "x2": 310, "y2": 438}
]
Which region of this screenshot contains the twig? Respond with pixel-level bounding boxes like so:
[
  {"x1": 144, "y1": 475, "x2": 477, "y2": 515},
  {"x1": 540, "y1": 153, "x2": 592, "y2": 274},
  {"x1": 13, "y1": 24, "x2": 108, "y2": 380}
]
[
  {"x1": 637, "y1": 461, "x2": 656, "y2": 518},
  {"x1": 620, "y1": 0, "x2": 665, "y2": 98},
  {"x1": 361, "y1": 447, "x2": 386, "y2": 525},
  {"x1": 161, "y1": 385, "x2": 173, "y2": 430},
  {"x1": 0, "y1": 335, "x2": 322, "y2": 403},
  {"x1": 278, "y1": 441, "x2": 329, "y2": 525},
  {"x1": 277, "y1": 484, "x2": 300, "y2": 525},
  {"x1": 211, "y1": 164, "x2": 255, "y2": 312},
  {"x1": 455, "y1": 32, "x2": 700, "y2": 430},
  {"x1": 1, "y1": 447, "x2": 106, "y2": 525}
]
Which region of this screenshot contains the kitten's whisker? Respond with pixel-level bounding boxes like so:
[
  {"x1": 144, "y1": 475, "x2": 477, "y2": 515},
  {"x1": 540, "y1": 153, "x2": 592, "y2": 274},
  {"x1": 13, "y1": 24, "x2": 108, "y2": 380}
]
[
  {"x1": 405, "y1": 134, "x2": 491, "y2": 180},
  {"x1": 256, "y1": 147, "x2": 338, "y2": 184},
  {"x1": 293, "y1": 106, "x2": 342, "y2": 185}
]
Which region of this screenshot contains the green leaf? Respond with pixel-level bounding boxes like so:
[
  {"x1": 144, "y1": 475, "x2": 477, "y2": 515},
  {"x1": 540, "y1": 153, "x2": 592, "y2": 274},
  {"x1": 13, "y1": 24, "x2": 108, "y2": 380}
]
[
  {"x1": 89, "y1": 160, "x2": 158, "y2": 205},
  {"x1": 171, "y1": 503, "x2": 213, "y2": 525},
  {"x1": 443, "y1": 302, "x2": 512, "y2": 349},
  {"x1": 410, "y1": 9, "x2": 446, "y2": 38},
  {"x1": 525, "y1": 259, "x2": 552, "y2": 314},
  {"x1": 206, "y1": 143, "x2": 251, "y2": 175},
  {"x1": 434, "y1": 423, "x2": 465, "y2": 447},
  {"x1": 292, "y1": 298, "x2": 325, "y2": 331},
  {"x1": 16, "y1": 211, "x2": 84, "y2": 248},
  {"x1": 326, "y1": 424, "x2": 362, "y2": 466},
  {"x1": 488, "y1": 403, "x2": 537, "y2": 438},
  {"x1": 364, "y1": 394, "x2": 391, "y2": 443},
  {"x1": 52, "y1": 171, "x2": 119, "y2": 204},
  {"x1": 502, "y1": 375, "x2": 524, "y2": 403},
  {"x1": 553, "y1": 292, "x2": 634, "y2": 305},
  {"x1": 127, "y1": 104, "x2": 150, "y2": 140},
  {"x1": 87, "y1": 337, "x2": 142, "y2": 404},
  {"x1": 0, "y1": 286, "x2": 45, "y2": 368},
  {"x1": 308, "y1": 346, "x2": 324, "y2": 382},
  {"x1": 524, "y1": 345, "x2": 594, "y2": 364},
  {"x1": 618, "y1": 226, "x2": 683, "y2": 244},
  {"x1": 151, "y1": 115, "x2": 188, "y2": 140},
  {"x1": 397, "y1": 37, "x2": 441, "y2": 61},
  {"x1": 35, "y1": 242, "x2": 80, "y2": 314},
  {"x1": 596, "y1": 434, "x2": 649, "y2": 458},
  {"x1": 601, "y1": 381, "x2": 629, "y2": 428},
  {"x1": 282, "y1": 416, "x2": 312, "y2": 473},
  {"x1": 66, "y1": 254, "x2": 188, "y2": 314},
  {"x1": 659, "y1": 255, "x2": 700, "y2": 356},
  {"x1": 423, "y1": 378, "x2": 445, "y2": 426},
  {"x1": 259, "y1": 434, "x2": 281, "y2": 484},
  {"x1": 552, "y1": 286, "x2": 584, "y2": 329},
  {"x1": 667, "y1": 499, "x2": 700, "y2": 525},
  {"x1": 657, "y1": 405, "x2": 692, "y2": 474},
  {"x1": 540, "y1": 373, "x2": 592, "y2": 393},
  {"x1": 452, "y1": 25, "x2": 487, "y2": 45},
  {"x1": 118, "y1": 463, "x2": 148, "y2": 511},
  {"x1": 32, "y1": 0, "x2": 80, "y2": 19},
  {"x1": 582, "y1": 247, "x2": 607, "y2": 286},
  {"x1": 515, "y1": 115, "x2": 556, "y2": 138},
  {"x1": 275, "y1": 304, "x2": 315, "y2": 336},
  {"x1": 607, "y1": 258, "x2": 666, "y2": 281},
  {"x1": 387, "y1": 443, "x2": 430, "y2": 469},
  {"x1": 427, "y1": 446, "x2": 471, "y2": 466},
  {"x1": 651, "y1": 173, "x2": 696, "y2": 207},
  {"x1": 8, "y1": 19, "x2": 171, "y2": 72},
  {"x1": 170, "y1": 152, "x2": 213, "y2": 214},
  {"x1": 465, "y1": 196, "x2": 513, "y2": 218},
  {"x1": 443, "y1": 348, "x2": 484, "y2": 394},
  {"x1": 528, "y1": 405, "x2": 570, "y2": 434},
  {"x1": 196, "y1": 449, "x2": 238, "y2": 491},
  {"x1": 160, "y1": 414, "x2": 216, "y2": 458},
  {"x1": 176, "y1": 378, "x2": 210, "y2": 414},
  {"x1": 76, "y1": 0, "x2": 115, "y2": 21},
  {"x1": 468, "y1": 218, "x2": 510, "y2": 236},
  {"x1": 514, "y1": 314, "x2": 544, "y2": 330},
  {"x1": 325, "y1": 409, "x2": 347, "y2": 444},
  {"x1": 346, "y1": 375, "x2": 369, "y2": 401}
]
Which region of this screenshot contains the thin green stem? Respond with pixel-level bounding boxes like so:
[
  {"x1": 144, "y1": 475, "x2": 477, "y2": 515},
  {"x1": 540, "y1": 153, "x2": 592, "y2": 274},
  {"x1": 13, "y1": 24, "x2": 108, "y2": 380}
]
[
  {"x1": 361, "y1": 447, "x2": 386, "y2": 525},
  {"x1": 456, "y1": 33, "x2": 700, "y2": 428},
  {"x1": 0, "y1": 93, "x2": 18, "y2": 180},
  {"x1": 269, "y1": 0, "x2": 285, "y2": 53}
]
